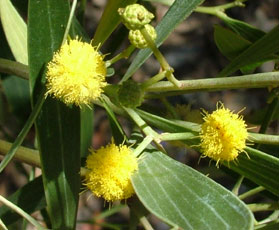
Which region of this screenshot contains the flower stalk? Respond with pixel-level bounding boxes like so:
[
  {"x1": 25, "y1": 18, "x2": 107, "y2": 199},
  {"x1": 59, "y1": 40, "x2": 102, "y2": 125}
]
[
  {"x1": 239, "y1": 186, "x2": 265, "y2": 200},
  {"x1": 139, "y1": 27, "x2": 181, "y2": 88},
  {"x1": 106, "y1": 45, "x2": 135, "y2": 67},
  {"x1": 141, "y1": 71, "x2": 167, "y2": 89},
  {"x1": 248, "y1": 203, "x2": 279, "y2": 212},
  {"x1": 0, "y1": 195, "x2": 46, "y2": 230}
]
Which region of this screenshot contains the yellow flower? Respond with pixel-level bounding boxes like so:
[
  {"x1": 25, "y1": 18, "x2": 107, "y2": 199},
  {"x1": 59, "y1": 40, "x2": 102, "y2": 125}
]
[
  {"x1": 85, "y1": 142, "x2": 138, "y2": 202},
  {"x1": 45, "y1": 38, "x2": 107, "y2": 107},
  {"x1": 199, "y1": 103, "x2": 248, "y2": 164}
]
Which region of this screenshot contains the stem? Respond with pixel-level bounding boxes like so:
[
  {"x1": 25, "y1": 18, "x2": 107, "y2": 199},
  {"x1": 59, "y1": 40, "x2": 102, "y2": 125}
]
[
  {"x1": 0, "y1": 58, "x2": 29, "y2": 80},
  {"x1": 0, "y1": 139, "x2": 91, "y2": 178},
  {"x1": 159, "y1": 132, "x2": 196, "y2": 141},
  {"x1": 124, "y1": 108, "x2": 159, "y2": 139},
  {"x1": 0, "y1": 219, "x2": 8, "y2": 230},
  {"x1": 0, "y1": 91, "x2": 45, "y2": 173},
  {"x1": 256, "y1": 210, "x2": 279, "y2": 225},
  {"x1": 249, "y1": 133, "x2": 279, "y2": 146},
  {"x1": 232, "y1": 176, "x2": 244, "y2": 196},
  {"x1": 0, "y1": 140, "x2": 40, "y2": 167},
  {"x1": 123, "y1": 107, "x2": 166, "y2": 153},
  {"x1": 141, "y1": 71, "x2": 166, "y2": 89},
  {"x1": 106, "y1": 45, "x2": 135, "y2": 67},
  {"x1": 140, "y1": 27, "x2": 169, "y2": 70},
  {"x1": 0, "y1": 195, "x2": 46, "y2": 230},
  {"x1": 239, "y1": 186, "x2": 265, "y2": 200},
  {"x1": 145, "y1": 72, "x2": 279, "y2": 94},
  {"x1": 140, "y1": 27, "x2": 181, "y2": 88},
  {"x1": 133, "y1": 135, "x2": 153, "y2": 157},
  {"x1": 195, "y1": 1, "x2": 246, "y2": 15},
  {"x1": 95, "y1": 97, "x2": 279, "y2": 146},
  {"x1": 62, "y1": 0, "x2": 77, "y2": 44},
  {"x1": 140, "y1": 217, "x2": 154, "y2": 230},
  {"x1": 248, "y1": 203, "x2": 279, "y2": 212}
]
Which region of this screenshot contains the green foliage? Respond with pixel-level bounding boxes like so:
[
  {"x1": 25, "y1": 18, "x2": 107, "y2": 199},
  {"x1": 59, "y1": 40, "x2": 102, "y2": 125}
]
[
  {"x1": 0, "y1": 0, "x2": 278, "y2": 229},
  {"x1": 132, "y1": 150, "x2": 253, "y2": 230},
  {"x1": 28, "y1": 0, "x2": 81, "y2": 229}
]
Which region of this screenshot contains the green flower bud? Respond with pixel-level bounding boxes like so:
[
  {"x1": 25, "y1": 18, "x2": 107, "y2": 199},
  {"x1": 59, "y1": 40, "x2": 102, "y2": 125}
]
[
  {"x1": 118, "y1": 4, "x2": 154, "y2": 30},
  {"x1": 128, "y1": 24, "x2": 157, "y2": 49},
  {"x1": 118, "y1": 80, "x2": 144, "y2": 108}
]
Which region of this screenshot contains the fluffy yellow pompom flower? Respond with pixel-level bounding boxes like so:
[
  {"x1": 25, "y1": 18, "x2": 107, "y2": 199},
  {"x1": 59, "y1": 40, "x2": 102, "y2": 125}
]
[
  {"x1": 46, "y1": 38, "x2": 107, "y2": 107},
  {"x1": 85, "y1": 142, "x2": 138, "y2": 202},
  {"x1": 199, "y1": 103, "x2": 248, "y2": 164}
]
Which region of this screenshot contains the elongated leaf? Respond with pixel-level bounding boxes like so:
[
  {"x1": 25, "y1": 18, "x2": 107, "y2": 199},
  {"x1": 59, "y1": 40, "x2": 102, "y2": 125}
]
[
  {"x1": 214, "y1": 25, "x2": 275, "y2": 74},
  {"x1": 132, "y1": 150, "x2": 253, "y2": 230},
  {"x1": 221, "y1": 16, "x2": 265, "y2": 43},
  {"x1": 28, "y1": 1, "x2": 81, "y2": 229},
  {"x1": 80, "y1": 108, "x2": 93, "y2": 158},
  {"x1": 0, "y1": 0, "x2": 27, "y2": 64},
  {"x1": 214, "y1": 25, "x2": 277, "y2": 74},
  {"x1": 92, "y1": 0, "x2": 137, "y2": 46},
  {"x1": 128, "y1": 197, "x2": 149, "y2": 229},
  {"x1": 2, "y1": 76, "x2": 30, "y2": 122},
  {"x1": 122, "y1": 0, "x2": 204, "y2": 81},
  {"x1": 102, "y1": 98, "x2": 127, "y2": 145},
  {"x1": 226, "y1": 147, "x2": 279, "y2": 196},
  {"x1": 0, "y1": 177, "x2": 45, "y2": 225},
  {"x1": 214, "y1": 25, "x2": 251, "y2": 60},
  {"x1": 218, "y1": 25, "x2": 279, "y2": 77},
  {"x1": 0, "y1": 92, "x2": 44, "y2": 173}
]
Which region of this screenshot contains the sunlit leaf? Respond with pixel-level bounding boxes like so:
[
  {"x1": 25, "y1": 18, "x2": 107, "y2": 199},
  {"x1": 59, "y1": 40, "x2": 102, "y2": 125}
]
[
  {"x1": 132, "y1": 150, "x2": 253, "y2": 230},
  {"x1": 0, "y1": 0, "x2": 27, "y2": 64}
]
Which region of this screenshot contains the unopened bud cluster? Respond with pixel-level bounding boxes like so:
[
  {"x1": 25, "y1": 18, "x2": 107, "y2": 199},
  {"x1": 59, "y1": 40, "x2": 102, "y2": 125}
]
[
  {"x1": 118, "y1": 80, "x2": 144, "y2": 108},
  {"x1": 119, "y1": 4, "x2": 157, "y2": 49}
]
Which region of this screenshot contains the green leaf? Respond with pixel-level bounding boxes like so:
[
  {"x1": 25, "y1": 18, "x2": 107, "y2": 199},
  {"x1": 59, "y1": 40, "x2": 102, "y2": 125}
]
[
  {"x1": 92, "y1": 0, "x2": 137, "y2": 46},
  {"x1": 225, "y1": 147, "x2": 279, "y2": 196},
  {"x1": 128, "y1": 197, "x2": 149, "y2": 229},
  {"x1": 28, "y1": 1, "x2": 81, "y2": 229},
  {"x1": 0, "y1": 92, "x2": 44, "y2": 173},
  {"x1": 214, "y1": 25, "x2": 275, "y2": 74},
  {"x1": 132, "y1": 150, "x2": 253, "y2": 230},
  {"x1": 0, "y1": 177, "x2": 45, "y2": 225},
  {"x1": 0, "y1": 0, "x2": 27, "y2": 64},
  {"x1": 218, "y1": 25, "x2": 279, "y2": 77},
  {"x1": 214, "y1": 25, "x2": 251, "y2": 60},
  {"x1": 2, "y1": 75, "x2": 30, "y2": 122},
  {"x1": 122, "y1": 0, "x2": 204, "y2": 82},
  {"x1": 136, "y1": 108, "x2": 200, "y2": 133},
  {"x1": 102, "y1": 98, "x2": 127, "y2": 145},
  {"x1": 221, "y1": 16, "x2": 265, "y2": 43},
  {"x1": 80, "y1": 108, "x2": 93, "y2": 158}
]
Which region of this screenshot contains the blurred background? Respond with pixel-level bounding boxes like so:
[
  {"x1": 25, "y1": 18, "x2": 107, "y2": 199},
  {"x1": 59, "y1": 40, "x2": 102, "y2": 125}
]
[{"x1": 0, "y1": 0, "x2": 278, "y2": 229}]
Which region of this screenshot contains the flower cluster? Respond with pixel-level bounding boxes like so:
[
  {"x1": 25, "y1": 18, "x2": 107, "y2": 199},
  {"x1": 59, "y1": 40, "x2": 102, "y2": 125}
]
[
  {"x1": 199, "y1": 103, "x2": 248, "y2": 164},
  {"x1": 84, "y1": 142, "x2": 138, "y2": 202},
  {"x1": 45, "y1": 38, "x2": 107, "y2": 107},
  {"x1": 119, "y1": 4, "x2": 157, "y2": 49}
]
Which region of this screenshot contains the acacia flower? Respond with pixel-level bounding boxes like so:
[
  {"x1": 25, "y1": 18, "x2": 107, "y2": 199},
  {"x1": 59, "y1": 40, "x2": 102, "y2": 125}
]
[
  {"x1": 84, "y1": 142, "x2": 138, "y2": 202},
  {"x1": 45, "y1": 38, "x2": 107, "y2": 107},
  {"x1": 199, "y1": 103, "x2": 248, "y2": 165}
]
